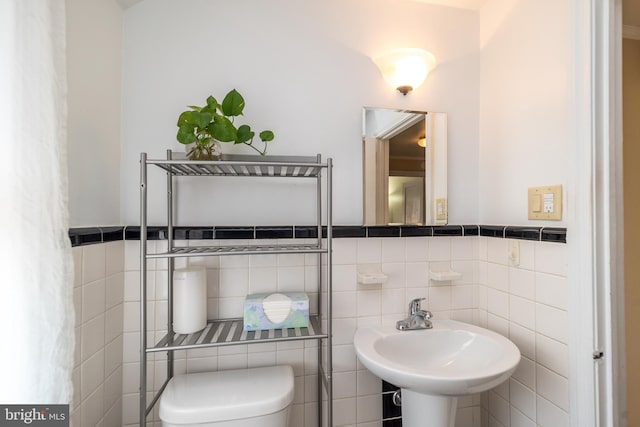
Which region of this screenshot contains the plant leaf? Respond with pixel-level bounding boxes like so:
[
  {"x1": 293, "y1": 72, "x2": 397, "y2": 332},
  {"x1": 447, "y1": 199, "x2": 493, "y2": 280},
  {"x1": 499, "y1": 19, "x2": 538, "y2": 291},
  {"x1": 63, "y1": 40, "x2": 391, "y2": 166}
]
[
  {"x1": 194, "y1": 111, "x2": 212, "y2": 129},
  {"x1": 177, "y1": 111, "x2": 194, "y2": 126},
  {"x1": 206, "y1": 96, "x2": 218, "y2": 110},
  {"x1": 187, "y1": 105, "x2": 202, "y2": 111},
  {"x1": 209, "y1": 116, "x2": 237, "y2": 142},
  {"x1": 221, "y1": 89, "x2": 245, "y2": 117},
  {"x1": 177, "y1": 110, "x2": 211, "y2": 129},
  {"x1": 177, "y1": 124, "x2": 197, "y2": 144},
  {"x1": 259, "y1": 130, "x2": 274, "y2": 142},
  {"x1": 236, "y1": 124, "x2": 254, "y2": 144},
  {"x1": 200, "y1": 104, "x2": 216, "y2": 116},
  {"x1": 201, "y1": 95, "x2": 218, "y2": 116}
]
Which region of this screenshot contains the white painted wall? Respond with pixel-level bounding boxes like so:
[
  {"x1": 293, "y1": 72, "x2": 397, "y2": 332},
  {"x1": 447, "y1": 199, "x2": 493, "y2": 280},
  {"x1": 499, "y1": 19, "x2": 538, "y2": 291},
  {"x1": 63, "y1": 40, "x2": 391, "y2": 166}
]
[
  {"x1": 478, "y1": 0, "x2": 570, "y2": 226},
  {"x1": 120, "y1": 0, "x2": 480, "y2": 226},
  {"x1": 67, "y1": 0, "x2": 123, "y2": 226}
]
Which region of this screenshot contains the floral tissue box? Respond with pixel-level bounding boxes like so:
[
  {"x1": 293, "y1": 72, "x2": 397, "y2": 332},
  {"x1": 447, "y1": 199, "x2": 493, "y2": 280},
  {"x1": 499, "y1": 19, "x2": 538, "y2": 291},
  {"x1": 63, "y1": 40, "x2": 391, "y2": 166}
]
[{"x1": 243, "y1": 292, "x2": 309, "y2": 331}]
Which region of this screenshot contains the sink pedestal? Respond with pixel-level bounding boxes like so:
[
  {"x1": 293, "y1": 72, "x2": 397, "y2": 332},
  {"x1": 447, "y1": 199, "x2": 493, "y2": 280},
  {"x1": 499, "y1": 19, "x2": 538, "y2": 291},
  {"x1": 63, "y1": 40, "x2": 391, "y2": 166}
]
[{"x1": 402, "y1": 389, "x2": 458, "y2": 427}]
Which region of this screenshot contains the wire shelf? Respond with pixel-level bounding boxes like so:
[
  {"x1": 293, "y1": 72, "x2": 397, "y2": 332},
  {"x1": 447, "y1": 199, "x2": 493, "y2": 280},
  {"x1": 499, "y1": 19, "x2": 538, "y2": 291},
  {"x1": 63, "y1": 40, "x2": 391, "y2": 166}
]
[
  {"x1": 146, "y1": 243, "x2": 327, "y2": 258},
  {"x1": 147, "y1": 154, "x2": 326, "y2": 178},
  {"x1": 148, "y1": 315, "x2": 325, "y2": 352}
]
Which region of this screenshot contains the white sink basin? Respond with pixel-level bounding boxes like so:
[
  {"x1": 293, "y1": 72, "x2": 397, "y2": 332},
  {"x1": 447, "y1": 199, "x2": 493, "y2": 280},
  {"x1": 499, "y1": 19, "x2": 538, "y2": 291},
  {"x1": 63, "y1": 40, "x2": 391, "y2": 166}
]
[
  {"x1": 354, "y1": 319, "x2": 521, "y2": 427},
  {"x1": 354, "y1": 319, "x2": 521, "y2": 395}
]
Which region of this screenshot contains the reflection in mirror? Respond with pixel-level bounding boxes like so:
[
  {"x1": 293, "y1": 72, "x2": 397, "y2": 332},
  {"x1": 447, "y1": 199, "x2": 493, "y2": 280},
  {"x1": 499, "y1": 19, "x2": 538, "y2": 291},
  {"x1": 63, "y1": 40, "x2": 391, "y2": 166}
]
[{"x1": 362, "y1": 107, "x2": 447, "y2": 225}]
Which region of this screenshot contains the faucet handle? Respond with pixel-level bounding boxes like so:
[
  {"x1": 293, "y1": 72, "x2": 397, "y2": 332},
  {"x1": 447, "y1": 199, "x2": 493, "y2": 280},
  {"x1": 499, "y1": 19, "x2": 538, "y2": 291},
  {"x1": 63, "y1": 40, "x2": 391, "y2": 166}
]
[{"x1": 409, "y1": 297, "x2": 426, "y2": 314}]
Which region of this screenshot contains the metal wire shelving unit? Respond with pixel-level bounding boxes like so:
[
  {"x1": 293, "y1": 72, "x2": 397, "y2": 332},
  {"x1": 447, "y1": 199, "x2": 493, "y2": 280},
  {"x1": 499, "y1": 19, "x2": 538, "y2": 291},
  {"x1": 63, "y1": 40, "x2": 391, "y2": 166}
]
[{"x1": 139, "y1": 151, "x2": 333, "y2": 426}]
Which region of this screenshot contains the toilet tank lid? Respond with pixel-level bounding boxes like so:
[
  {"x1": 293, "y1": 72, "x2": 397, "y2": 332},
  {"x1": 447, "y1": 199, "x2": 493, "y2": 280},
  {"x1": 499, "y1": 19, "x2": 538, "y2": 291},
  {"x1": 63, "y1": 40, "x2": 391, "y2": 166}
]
[{"x1": 159, "y1": 365, "x2": 295, "y2": 424}]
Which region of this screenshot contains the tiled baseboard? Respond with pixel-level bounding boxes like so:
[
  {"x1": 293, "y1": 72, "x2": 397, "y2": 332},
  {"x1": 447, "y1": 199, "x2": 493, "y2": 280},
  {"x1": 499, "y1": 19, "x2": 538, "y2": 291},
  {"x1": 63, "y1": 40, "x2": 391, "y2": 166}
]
[{"x1": 69, "y1": 225, "x2": 567, "y2": 247}]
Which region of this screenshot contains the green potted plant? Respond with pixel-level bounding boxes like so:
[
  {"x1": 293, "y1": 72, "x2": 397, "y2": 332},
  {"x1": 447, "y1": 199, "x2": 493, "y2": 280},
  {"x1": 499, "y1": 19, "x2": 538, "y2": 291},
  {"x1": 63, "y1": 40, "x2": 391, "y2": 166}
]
[{"x1": 176, "y1": 89, "x2": 274, "y2": 160}]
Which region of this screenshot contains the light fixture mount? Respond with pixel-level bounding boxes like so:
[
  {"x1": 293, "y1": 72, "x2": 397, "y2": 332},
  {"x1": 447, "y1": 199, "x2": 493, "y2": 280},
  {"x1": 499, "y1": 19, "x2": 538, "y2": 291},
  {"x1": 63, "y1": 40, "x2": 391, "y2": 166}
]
[{"x1": 397, "y1": 85, "x2": 413, "y2": 96}]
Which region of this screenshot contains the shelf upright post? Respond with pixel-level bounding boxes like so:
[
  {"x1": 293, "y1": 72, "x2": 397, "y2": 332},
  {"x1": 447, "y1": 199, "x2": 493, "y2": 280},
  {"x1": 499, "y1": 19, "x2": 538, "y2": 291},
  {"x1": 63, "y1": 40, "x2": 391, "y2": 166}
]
[
  {"x1": 315, "y1": 154, "x2": 323, "y2": 427},
  {"x1": 326, "y1": 157, "x2": 333, "y2": 427},
  {"x1": 139, "y1": 153, "x2": 148, "y2": 426},
  {"x1": 166, "y1": 149, "x2": 175, "y2": 381},
  {"x1": 316, "y1": 154, "x2": 323, "y2": 249}
]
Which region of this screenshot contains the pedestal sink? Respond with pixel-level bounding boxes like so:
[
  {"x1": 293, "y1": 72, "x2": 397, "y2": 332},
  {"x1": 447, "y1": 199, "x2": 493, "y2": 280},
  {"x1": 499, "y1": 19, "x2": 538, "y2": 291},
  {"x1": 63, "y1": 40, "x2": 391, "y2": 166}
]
[{"x1": 353, "y1": 320, "x2": 520, "y2": 427}]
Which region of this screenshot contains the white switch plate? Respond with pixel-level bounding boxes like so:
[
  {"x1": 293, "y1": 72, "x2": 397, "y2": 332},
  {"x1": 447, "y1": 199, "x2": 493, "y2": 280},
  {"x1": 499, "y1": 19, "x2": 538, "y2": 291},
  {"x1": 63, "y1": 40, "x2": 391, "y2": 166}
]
[{"x1": 436, "y1": 198, "x2": 447, "y2": 221}]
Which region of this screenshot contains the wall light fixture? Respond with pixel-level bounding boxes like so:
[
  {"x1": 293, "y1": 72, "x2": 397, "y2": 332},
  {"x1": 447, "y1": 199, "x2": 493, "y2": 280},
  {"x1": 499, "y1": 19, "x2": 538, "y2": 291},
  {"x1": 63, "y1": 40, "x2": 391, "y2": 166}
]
[
  {"x1": 418, "y1": 137, "x2": 427, "y2": 148},
  {"x1": 373, "y1": 48, "x2": 436, "y2": 95}
]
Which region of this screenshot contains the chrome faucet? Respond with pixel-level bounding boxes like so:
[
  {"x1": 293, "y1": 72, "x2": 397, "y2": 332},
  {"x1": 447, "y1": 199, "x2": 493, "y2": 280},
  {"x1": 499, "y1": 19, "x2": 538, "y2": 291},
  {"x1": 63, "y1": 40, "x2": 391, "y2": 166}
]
[{"x1": 396, "y1": 298, "x2": 433, "y2": 330}]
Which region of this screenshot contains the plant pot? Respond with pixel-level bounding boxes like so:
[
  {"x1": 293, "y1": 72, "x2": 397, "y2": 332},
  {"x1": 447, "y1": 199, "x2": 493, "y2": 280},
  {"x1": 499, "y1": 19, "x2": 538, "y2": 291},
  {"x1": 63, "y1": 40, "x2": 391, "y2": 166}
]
[{"x1": 185, "y1": 141, "x2": 221, "y2": 161}]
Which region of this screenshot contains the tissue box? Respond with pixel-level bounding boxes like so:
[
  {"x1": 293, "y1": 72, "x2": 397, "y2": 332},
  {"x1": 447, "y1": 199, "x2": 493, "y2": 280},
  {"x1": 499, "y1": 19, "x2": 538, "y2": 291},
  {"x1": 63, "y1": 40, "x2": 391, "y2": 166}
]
[{"x1": 243, "y1": 292, "x2": 309, "y2": 331}]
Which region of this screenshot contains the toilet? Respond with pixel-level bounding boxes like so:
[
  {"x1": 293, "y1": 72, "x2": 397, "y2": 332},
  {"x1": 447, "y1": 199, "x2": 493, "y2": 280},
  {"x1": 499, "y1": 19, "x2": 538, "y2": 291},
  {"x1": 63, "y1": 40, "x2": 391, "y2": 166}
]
[{"x1": 159, "y1": 365, "x2": 295, "y2": 427}]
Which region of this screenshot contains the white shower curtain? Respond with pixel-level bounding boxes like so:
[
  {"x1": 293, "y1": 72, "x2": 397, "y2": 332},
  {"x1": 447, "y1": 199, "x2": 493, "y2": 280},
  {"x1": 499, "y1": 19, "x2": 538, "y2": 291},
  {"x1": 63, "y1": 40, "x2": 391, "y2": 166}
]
[{"x1": 0, "y1": 0, "x2": 74, "y2": 404}]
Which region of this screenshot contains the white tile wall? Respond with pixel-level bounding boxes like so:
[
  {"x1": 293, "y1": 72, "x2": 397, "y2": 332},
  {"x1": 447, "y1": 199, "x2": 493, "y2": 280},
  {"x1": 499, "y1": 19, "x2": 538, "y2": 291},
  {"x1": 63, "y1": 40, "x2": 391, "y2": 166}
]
[
  {"x1": 122, "y1": 240, "x2": 320, "y2": 426},
  {"x1": 478, "y1": 237, "x2": 569, "y2": 427},
  {"x1": 72, "y1": 241, "x2": 124, "y2": 427},
  {"x1": 120, "y1": 236, "x2": 487, "y2": 427},
  {"x1": 66, "y1": 235, "x2": 567, "y2": 427}
]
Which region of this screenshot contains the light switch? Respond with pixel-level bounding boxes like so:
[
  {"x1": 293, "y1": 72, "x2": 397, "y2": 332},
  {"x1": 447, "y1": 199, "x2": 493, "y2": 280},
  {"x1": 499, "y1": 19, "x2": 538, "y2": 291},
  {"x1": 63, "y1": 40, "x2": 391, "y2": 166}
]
[
  {"x1": 528, "y1": 185, "x2": 562, "y2": 220},
  {"x1": 532, "y1": 194, "x2": 542, "y2": 212},
  {"x1": 436, "y1": 198, "x2": 447, "y2": 221}
]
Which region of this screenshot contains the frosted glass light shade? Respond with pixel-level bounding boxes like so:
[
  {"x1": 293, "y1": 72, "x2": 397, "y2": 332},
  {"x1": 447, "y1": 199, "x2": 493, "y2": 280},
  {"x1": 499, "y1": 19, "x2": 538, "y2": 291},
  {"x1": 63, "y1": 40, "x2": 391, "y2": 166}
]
[{"x1": 374, "y1": 48, "x2": 436, "y2": 95}]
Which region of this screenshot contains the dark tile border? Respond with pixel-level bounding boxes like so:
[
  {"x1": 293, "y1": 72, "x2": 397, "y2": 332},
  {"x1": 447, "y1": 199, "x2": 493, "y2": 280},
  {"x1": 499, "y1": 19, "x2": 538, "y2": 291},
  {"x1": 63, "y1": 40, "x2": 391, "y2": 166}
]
[
  {"x1": 256, "y1": 226, "x2": 293, "y2": 239},
  {"x1": 328, "y1": 226, "x2": 367, "y2": 238},
  {"x1": 541, "y1": 227, "x2": 567, "y2": 243},
  {"x1": 505, "y1": 226, "x2": 542, "y2": 241},
  {"x1": 101, "y1": 226, "x2": 125, "y2": 243},
  {"x1": 399, "y1": 226, "x2": 432, "y2": 237},
  {"x1": 367, "y1": 226, "x2": 401, "y2": 238},
  {"x1": 480, "y1": 225, "x2": 505, "y2": 238},
  {"x1": 213, "y1": 226, "x2": 254, "y2": 239},
  {"x1": 432, "y1": 225, "x2": 463, "y2": 236},
  {"x1": 463, "y1": 225, "x2": 479, "y2": 236},
  {"x1": 124, "y1": 226, "x2": 167, "y2": 241},
  {"x1": 294, "y1": 226, "x2": 319, "y2": 239},
  {"x1": 174, "y1": 226, "x2": 214, "y2": 240},
  {"x1": 382, "y1": 391, "x2": 402, "y2": 422},
  {"x1": 69, "y1": 224, "x2": 567, "y2": 246},
  {"x1": 382, "y1": 381, "x2": 402, "y2": 425},
  {"x1": 68, "y1": 227, "x2": 103, "y2": 246},
  {"x1": 382, "y1": 381, "x2": 399, "y2": 393}
]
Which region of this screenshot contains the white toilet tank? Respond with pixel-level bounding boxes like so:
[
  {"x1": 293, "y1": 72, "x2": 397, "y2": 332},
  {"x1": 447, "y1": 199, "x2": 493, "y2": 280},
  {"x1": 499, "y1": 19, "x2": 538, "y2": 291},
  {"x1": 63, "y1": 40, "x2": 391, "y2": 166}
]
[{"x1": 159, "y1": 365, "x2": 294, "y2": 427}]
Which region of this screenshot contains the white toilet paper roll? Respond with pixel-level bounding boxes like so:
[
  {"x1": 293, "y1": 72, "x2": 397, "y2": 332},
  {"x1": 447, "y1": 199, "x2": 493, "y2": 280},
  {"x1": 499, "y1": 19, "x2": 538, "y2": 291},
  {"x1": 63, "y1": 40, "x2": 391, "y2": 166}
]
[{"x1": 173, "y1": 268, "x2": 207, "y2": 334}]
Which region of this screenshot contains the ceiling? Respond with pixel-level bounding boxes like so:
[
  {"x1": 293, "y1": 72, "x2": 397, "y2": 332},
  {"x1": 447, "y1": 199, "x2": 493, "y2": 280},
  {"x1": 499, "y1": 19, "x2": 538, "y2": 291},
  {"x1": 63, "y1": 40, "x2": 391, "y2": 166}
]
[
  {"x1": 116, "y1": 0, "x2": 486, "y2": 11},
  {"x1": 408, "y1": 0, "x2": 486, "y2": 10},
  {"x1": 117, "y1": 1, "x2": 636, "y2": 19},
  {"x1": 116, "y1": 0, "x2": 142, "y2": 9}
]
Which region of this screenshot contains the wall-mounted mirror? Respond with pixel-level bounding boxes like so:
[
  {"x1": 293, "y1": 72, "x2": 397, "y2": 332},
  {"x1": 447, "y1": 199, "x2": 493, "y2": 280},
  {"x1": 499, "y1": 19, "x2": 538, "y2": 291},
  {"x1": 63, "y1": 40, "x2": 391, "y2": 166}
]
[{"x1": 362, "y1": 107, "x2": 447, "y2": 225}]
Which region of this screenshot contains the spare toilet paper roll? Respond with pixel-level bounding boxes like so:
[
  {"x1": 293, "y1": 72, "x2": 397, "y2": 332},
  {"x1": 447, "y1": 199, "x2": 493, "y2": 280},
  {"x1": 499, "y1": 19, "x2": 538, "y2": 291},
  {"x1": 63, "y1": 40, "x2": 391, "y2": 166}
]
[{"x1": 173, "y1": 268, "x2": 207, "y2": 334}]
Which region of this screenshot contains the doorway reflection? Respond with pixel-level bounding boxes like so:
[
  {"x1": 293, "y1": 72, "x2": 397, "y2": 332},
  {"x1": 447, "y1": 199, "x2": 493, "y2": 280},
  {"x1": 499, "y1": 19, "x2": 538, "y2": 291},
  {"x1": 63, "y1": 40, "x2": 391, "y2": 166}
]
[{"x1": 362, "y1": 107, "x2": 447, "y2": 225}]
